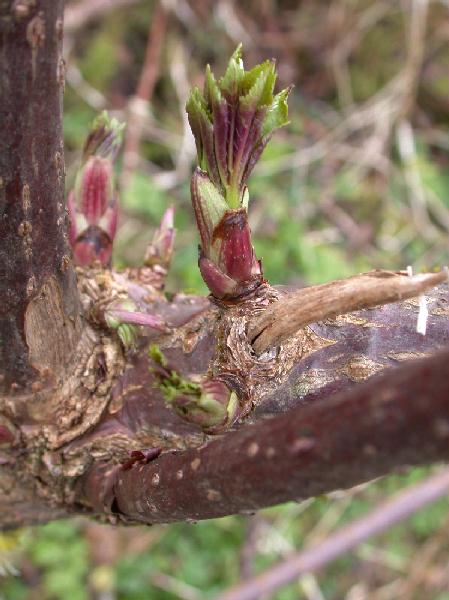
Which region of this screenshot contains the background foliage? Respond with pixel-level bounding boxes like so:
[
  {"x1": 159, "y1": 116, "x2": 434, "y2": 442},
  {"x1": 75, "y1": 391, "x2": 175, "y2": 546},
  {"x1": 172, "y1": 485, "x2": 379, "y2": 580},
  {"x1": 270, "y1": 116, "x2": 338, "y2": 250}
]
[{"x1": 2, "y1": 0, "x2": 449, "y2": 598}]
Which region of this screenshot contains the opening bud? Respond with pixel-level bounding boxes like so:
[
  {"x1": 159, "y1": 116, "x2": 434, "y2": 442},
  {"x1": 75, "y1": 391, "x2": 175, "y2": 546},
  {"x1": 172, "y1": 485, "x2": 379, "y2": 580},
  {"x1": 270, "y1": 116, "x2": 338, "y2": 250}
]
[
  {"x1": 187, "y1": 46, "x2": 290, "y2": 299},
  {"x1": 187, "y1": 44, "x2": 290, "y2": 209},
  {"x1": 149, "y1": 346, "x2": 239, "y2": 431},
  {"x1": 68, "y1": 112, "x2": 124, "y2": 267}
]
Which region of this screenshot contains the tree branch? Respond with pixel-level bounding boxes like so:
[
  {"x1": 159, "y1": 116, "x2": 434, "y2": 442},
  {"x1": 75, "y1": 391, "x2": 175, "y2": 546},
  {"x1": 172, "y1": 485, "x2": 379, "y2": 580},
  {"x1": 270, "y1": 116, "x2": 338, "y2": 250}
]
[
  {"x1": 249, "y1": 270, "x2": 447, "y2": 354},
  {"x1": 78, "y1": 347, "x2": 449, "y2": 524},
  {"x1": 0, "y1": 0, "x2": 80, "y2": 392}
]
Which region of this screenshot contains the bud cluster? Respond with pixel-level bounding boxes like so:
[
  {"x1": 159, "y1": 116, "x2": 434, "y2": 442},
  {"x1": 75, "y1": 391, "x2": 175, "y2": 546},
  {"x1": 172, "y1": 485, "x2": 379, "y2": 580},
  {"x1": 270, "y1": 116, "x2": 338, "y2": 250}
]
[{"x1": 187, "y1": 46, "x2": 290, "y2": 299}]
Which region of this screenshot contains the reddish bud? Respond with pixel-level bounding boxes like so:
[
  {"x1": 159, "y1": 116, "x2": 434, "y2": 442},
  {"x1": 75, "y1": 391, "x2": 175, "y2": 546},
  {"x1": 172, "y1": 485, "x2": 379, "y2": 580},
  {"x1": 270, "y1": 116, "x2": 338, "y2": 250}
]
[
  {"x1": 105, "y1": 300, "x2": 167, "y2": 348},
  {"x1": 71, "y1": 226, "x2": 114, "y2": 268},
  {"x1": 105, "y1": 306, "x2": 167, "y2": 331},
  {"x1": 198, "y1": 255, "x2": 238, "y2": 298},
  {"x1": 68, "y1": 112, "x2": 123, "y2": 267},
  {"x1": 192, "y1": 169, "x2": 263, "y2": 299},
  {"x1": 213, "y1": 209, "x2": 261, "y2": 283},
  {"x1": 80, "y1": 158, "x2": 112, "y2": 225},
  {"x1": 187, "y1": 48, "x2": 291, "y2": 299}
]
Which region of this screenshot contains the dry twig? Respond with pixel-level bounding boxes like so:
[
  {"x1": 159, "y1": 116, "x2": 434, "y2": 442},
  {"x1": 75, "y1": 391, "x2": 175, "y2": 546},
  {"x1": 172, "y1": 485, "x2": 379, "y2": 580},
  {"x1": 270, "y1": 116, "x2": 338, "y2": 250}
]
[{"x1": 249, "y1": 270, "x2": 447, "y2": 354}]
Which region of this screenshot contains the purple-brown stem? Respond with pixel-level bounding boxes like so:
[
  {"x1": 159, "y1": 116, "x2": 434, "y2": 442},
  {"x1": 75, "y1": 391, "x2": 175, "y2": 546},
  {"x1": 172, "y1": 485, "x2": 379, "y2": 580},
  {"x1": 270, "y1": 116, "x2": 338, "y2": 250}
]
[
  {"x1": 79, "y1": 347, "x2": 449, "y2": 524},
  {"x1": 0, "y1": 0, "x2": 80, "y2": 392}
]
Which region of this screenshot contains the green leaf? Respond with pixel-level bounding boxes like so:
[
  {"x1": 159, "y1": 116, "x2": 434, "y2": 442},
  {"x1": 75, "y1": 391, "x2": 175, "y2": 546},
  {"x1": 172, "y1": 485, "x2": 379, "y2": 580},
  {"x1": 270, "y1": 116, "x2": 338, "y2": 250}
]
[
  {"x1": 241, "y1": 60, "x2": 276, "y2": 106},
  {"x1": 148, "y1": 344, "x2": 167, "y2": 366},
  {"x1": 186, "y1": 87, "x2": 209, "y2": 160},
  {"x1": 204, "y1": 64, "x2": 222, "y2": 108},
  {"x1": 187, "y1": 88, "x2": 220, "y2": 180},
  {"x1": 220, "y1": 44, "x2": 244, "y2": 98},
  {"x1": 240, "y1": 68, "x2": 271, "y2": 113},
  {"x1": 262, "y1": 87, "x2": 290, "y2": 137},
  {"x1": 191, "y1": 170, "x2": 229, "y2": 241}
]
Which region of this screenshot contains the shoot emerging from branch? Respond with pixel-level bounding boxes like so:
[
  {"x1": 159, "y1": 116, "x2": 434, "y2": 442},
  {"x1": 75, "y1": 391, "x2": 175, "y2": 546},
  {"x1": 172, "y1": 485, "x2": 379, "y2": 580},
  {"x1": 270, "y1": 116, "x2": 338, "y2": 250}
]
[{"x1": 187, "y1": 45, "x2": 290, "y2": 299}]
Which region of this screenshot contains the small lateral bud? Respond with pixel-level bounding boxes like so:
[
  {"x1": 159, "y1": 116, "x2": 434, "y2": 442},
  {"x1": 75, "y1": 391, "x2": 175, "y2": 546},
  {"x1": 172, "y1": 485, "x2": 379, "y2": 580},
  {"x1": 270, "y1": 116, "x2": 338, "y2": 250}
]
[
  {"x1": 144, "y1": 206, "x2": 176, "y2": 270},
  {"x1": 149, "y1": 346, "x2": 239, "y2": 431},
  {"x1": 68, "y1": 112, "x2": 124, "y2": 267},
  {"x1": 168, "y1": 378, "x2": 238, "y2": 431},
  {"x1": 105, "y1": 300, "x2": 167, "y2": 348}
]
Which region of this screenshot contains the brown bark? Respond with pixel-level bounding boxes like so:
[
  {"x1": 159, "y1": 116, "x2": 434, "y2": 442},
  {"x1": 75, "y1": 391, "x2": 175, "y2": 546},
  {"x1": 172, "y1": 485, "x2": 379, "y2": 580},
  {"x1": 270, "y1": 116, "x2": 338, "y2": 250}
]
[
  {"x1": 0, "y1": 0, "x2": 80, "y2": 392},
  {"x1": 79, "y1": 347, "x2": 449, "y2": 524},
  {"x1": 0, "y1": 0, "x2": 84, "y2": 528},
  {"x1": 0, "y1": 249, "x2": 448, "y2": 529},
  {"x1": 0, "y1": 268, "x2": 447, "y2": 529},
  {"x1": 249, "y1": 270, "x2": 447, "y2": 354}
]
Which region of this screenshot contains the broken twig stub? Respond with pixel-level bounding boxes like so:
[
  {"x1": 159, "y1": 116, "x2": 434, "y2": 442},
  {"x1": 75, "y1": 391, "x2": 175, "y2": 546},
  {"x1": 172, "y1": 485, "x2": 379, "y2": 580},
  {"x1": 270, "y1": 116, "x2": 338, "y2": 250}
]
[{"x1": 248, "y1": 270, "x2": 448, "y2": 354}]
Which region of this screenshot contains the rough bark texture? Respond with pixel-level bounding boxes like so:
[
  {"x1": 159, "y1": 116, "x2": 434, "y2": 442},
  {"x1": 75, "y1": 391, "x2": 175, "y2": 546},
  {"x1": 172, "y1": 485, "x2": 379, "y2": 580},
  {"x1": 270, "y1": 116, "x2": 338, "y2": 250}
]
[
  {"x1": 0, "y1": 1, "x2": 448, "y2": 532},
  {"x1": 0, "y1": 0, "x2": 80, "y2": 391},
  {"x1": 0, "y1": 248, "x2": 448, "y2": 529},
  {"x1": 78, "y1": 320, "x2": 449, "y2": 525},
  {"x1": 249, "y1": 270, "x2": 447, "y2": 354},
  {"x1": 0, "y1": 0, "x2": 83, "y2": 528}
]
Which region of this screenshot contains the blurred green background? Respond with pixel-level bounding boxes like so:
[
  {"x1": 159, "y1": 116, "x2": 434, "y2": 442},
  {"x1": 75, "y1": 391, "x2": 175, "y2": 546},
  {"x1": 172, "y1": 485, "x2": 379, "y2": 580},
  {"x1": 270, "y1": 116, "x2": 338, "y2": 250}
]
[{"x1": 2, "y1": 0, "x2": 449, "y2": 598}]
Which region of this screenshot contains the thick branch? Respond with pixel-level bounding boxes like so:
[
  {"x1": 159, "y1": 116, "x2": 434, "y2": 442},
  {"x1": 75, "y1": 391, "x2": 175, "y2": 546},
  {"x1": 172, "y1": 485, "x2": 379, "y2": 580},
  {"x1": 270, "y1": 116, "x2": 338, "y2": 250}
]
[
  {"x1": 0, "y1": 279, "x2": 447, "y2": 529},
  {"x1": 79, "y1": 348, "x2": 449, "y2": 524},
  {"x1": 0, "y1": 1, "x2": 80, "y2": 391},
  {"x1": 249, "y1": 270, "x2": 447, "y2": 354}
]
